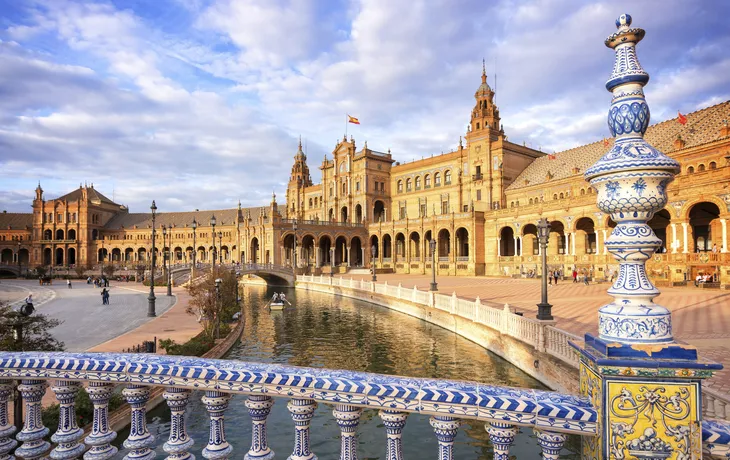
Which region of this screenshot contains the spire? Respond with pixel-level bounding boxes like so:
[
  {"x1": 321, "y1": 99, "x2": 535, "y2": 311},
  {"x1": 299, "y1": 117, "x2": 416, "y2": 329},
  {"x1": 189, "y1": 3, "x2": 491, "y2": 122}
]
[
  {"x1": 482, "y1": 58, "x2": 487, "y2": 84},
  {"x1": 585, "y1": 14, "x2": 680, "y2": 345}
]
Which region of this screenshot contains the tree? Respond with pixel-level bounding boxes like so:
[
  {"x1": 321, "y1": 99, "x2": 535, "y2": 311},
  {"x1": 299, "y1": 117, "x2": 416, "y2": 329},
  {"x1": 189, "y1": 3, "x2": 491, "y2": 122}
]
[
  {"x1": 0, "y1": 303, "x2": 65, "y2": 351},
  {"x1": 103, "y1": 264, "x2": 116, "y2": 278},
  {"x1": 74, "y1": 264, "x2": 87, "y2": 278},
  {"x1": 35, "y1": 266, "x2": 47, "y2": 278},
  {"x1": 185, "y1": 268, "x2": 239, "y2": 340}
]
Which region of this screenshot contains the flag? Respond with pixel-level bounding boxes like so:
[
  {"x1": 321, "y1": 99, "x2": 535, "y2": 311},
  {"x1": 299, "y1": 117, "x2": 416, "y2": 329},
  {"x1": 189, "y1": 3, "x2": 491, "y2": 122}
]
[
  {"x1": 347, "y1": 115, "x2": 360, "y2": 125},
  {"x1": 603, "y1": 138, "x2": 610, "y2": 147},
  {"x1": 548, "y1": 154, "x2": 556, "y2": 160},
  {"x1": 677, "y1": 111, "x2": 687, "y2": 125}
]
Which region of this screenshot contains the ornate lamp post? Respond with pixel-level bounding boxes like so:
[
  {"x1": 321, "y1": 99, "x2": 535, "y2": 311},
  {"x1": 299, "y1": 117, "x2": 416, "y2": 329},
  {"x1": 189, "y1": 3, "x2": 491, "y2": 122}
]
[
  {"x1": 293, "y1": 220, "x2": 298, "y2": 278},
  {"x1": 218, "y1": 231, "x2": 223, "y2": 265},
  {"x1": 429, "y1": 238, "x2": 438, "y2": 291},
  {"x1": 148, "y1": 201, "x2": 157, "y2": 317},
  {"x1": 100, "y1": 237, "x2": 104, "y2": 279},
  {"x1": 210, "y1": 215, "x2": 217, "y2": 273},
  {"x1": 162, "y1": 225, "x2": 168, "y2": 295},
  {"x1": 168, "y1": 224, "x2": 173, "y2": 296},
  {"x1": 371, "y1": 244, "x2": 377, "y2": 282},
  {"x1": 536, "y1": 218, "x2": 553, "y2": 320},
  {"x1": 17, "y1": 242, "x2": 21, "y2": 276},
  {"x1": 191, "y1": 218, "x2": 197, "y2": 281},
  {"x1": 214, "y1": 278, "x2": 222, "y2": 339}
]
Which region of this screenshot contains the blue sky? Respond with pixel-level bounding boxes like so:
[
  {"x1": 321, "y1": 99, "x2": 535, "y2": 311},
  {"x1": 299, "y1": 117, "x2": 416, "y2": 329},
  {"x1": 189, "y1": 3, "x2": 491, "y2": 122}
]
[{"x1": 1, "y1": 0, "x2": 729, "y2": 213}]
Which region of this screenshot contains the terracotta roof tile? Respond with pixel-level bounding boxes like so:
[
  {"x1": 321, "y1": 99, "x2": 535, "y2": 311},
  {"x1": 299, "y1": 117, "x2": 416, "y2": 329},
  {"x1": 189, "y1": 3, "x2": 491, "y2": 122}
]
[
  {"x1": 0, "y1": 213, "x2": 33, "y2": 230},
  {"x1": 103, "y1": 207, "x2": 267, "y2": 230}
]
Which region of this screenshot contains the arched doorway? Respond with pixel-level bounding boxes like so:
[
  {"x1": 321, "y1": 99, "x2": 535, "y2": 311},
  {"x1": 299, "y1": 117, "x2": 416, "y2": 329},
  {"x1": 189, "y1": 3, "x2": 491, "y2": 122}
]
[
  {"x1": 648, "y1": 210, "x2": 670, "y2": 253},
  {"x1": 56, "y1": 229, "x2": 64, "y2": 240},
  {"x1": 456, "y1": 228, "x2": 469, "y2": 259},
  {"x1": 689, "y1": 202, "x2": 721, "y2": 252},
  {"x1": 283, "y1": 234, "x2": 295, "y2": 267},
  {"x1": 373, "y1": 201, "x2": 385, "y2": 222},
  {"x1": 43, "y1": 248, "x2": 52, "y2": 265},
  {"x1": 125, "y1": 248, "x2": 134, "y2": 262},
  {"x1": 395, "y1": 233, "x2": 406, "y2": 261},
  {"x1": 18, "y1": 249, "x2": 29, "y2": 266},
  {"x1": 523, "y1": 224, "x2": 538, "y2": 255},
  {"x1": 91, "y1": 229, "x2": 98, "y2": 240},
  {"x1": 437, "y1": 229, "x2": 450, "y2": 259},
  {"x1": 301, "y1": 235, "x2": 315, "y2": 267},
  {"x1": 424, "y1": 230, "x2": 433, "y2": 260},
  {"x1": 341, "y1": 206, "x2": 348, "y2": 223},
  {"x1": 350, "y1": 237, "x2": 362, "y2": 266},
  {"x1": 409, "y1": 232, "x2": 421, "y2": 259},
  {"x1": 319, "y1": 236, "x2": 332, "y2": 266},
  {"x1": 370, "y1": 235, "x2": 379, "y2": 262},
  {"x1": 98, "y1": 248, "x2": 107, "y2": 263},
  {"x1": 0, "y1": 249, "x2": 12, "y2": 263},
  {"x1": 499, "y1": 227, "x2": 515, "y2": 256},
  {"x1": 174, "y1": 247, "x2": 183, "y2": 262},
  {"x1": 67, "y1": 248, "x2": 76, "y2": 265},
  {"x1": 111, "y1": 248, "x2": 121, "y2": 262},
  {"x1": 382, "y1": 234, "x2": 392, "y2": 260},
  {"x1": 549, "y1": 221, "x2": 566, "y2": 255},
  {"x1": 355, "y1": 204, "x2": 363, "y2": 223},
  {"x1": 197, "y1": 246, "x2": 206, "y2": 262},
  {"x1": 44, "y1": 229, "x2": 52, "y2": 240},
  {"x1": 55, "y1": 248, "x2": 64, "y2": 265},
  {"x1": 328, "y1": 208, "x2": 334, "y2": 222},
  {"x1": 335, "y1": 236, "x2": 348, "y2": 265},
  {"x1": 68, "y1": 229, "x2": 76, "y2": 240},
  {"x1": 138, "y1": 248, "x2": 147, "y2": 262},
  {"x1": 575, "y1": 217, "x2": 596, "y2": 254},
  {"x1": 250, "y1": 238, "x2": 260, "y2": 263}
]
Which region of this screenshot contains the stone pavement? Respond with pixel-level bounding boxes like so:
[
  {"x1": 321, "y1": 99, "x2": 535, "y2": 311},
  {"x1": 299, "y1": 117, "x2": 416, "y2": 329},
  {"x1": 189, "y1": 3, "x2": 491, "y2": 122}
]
[{"x1": 340, "y1": 273, "x2": 730, "y2": 397}]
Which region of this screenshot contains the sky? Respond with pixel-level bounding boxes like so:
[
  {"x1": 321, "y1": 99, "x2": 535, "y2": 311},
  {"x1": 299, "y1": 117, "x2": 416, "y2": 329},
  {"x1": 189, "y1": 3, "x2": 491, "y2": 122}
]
[{"x1": 1, "y1": 0, "x2": 729, "y2": 214}]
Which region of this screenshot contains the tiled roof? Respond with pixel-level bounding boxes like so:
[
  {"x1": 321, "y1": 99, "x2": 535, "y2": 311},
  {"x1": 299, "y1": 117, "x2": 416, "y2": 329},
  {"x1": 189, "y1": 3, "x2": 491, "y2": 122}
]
[
  {"x1": 507, "y1": 101, "x2": 730, "y2": 191},
  {"x1": 103, "y1": 207, "x2": 267, "y2": 230},
  {"x1": 0, "y1": 213, "x2": 33, "y2": 230},
  {"x1": 54, "y1": 186, "x2": 119, "y2": 205}
]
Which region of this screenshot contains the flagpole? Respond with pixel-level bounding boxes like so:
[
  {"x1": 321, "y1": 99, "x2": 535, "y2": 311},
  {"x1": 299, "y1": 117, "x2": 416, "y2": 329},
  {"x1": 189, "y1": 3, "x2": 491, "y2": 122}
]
[{"x1": 345, "y1": 114, "x2": 348, "y2": 138}]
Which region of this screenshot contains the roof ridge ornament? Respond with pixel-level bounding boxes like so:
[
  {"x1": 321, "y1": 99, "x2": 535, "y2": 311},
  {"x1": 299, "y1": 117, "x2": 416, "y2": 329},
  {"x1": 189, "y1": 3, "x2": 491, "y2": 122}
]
[{"x1": 585, "y1": 14, "x2": 680, "y2": 345}]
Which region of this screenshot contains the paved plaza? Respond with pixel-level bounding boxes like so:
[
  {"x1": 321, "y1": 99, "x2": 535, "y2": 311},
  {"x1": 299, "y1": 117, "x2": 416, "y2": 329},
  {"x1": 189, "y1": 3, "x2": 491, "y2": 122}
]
[
  {"x1": 0, "y1": 280, "x2": 175, "y2": 352},
  {"x1": 341, "y1": 273, "x2": 730, "y2": 397}
]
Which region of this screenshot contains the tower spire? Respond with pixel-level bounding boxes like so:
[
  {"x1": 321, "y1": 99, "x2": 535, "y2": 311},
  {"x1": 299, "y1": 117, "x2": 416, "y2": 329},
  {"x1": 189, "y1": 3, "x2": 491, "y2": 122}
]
[{"x1": 482, "y1": 58, "x2": 486, "y2": 83}]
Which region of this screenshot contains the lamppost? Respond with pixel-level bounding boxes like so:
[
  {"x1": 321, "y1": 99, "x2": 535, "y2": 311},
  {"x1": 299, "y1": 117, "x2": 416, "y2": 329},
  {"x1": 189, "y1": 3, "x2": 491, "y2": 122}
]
[
  {"x1": 17, "y1": 242, "x2": 21, "y2": 277},
  {"x1": 293, "y1": 220, "x2": 298, "y2": 278},
  {"x1": 218, "y1": 231, "x2": 223, "y2": 265},
  {"x1": 371, "y1": 244, "x2": 377, "y2": 282},
  {"x1": 167, "y1": 224, "x2": 173, "y2": 296},
  {"x1": 210, "y1": 215, "x2": 217, "y2": 273},
  {"x1": 191, "y1": 218, "x2": 197, "y2": 281},
  {"x1": 214, "y1": 278, "x2": 222, "y2": 339},
  {"x1": 148, "y1": 201, "x2": 157, "y2": 317},
  {"x1": 100, "y1": 237, "x2": 104, "y2": 279},
  {"x1": 429, "y1": 238, "x2": 438, "y2": 291},
  {"x1": 536, "y1": 218, "x2": 553, "y2": 321},
  {"x1": 162, "y1": 225, "x2": 167, "y2": 292}
]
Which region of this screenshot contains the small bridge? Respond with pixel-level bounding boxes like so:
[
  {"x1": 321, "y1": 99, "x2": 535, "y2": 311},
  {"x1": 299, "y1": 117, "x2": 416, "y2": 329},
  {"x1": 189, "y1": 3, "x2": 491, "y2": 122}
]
[
  {"x1": 170, "y1": 263, "x2": 296, "y2": 286},
  {"x1": 0, "y1": 264, "x2": 21, "y2": 277}
]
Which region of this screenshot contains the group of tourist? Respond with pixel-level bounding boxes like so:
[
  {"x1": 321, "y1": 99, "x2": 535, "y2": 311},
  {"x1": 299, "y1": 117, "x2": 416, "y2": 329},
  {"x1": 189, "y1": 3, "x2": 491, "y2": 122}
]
[
  {"x1": 87, "y1": 276, "x2": 109, "y2": 288},
  {"x1": 695, "y1": 273, "x2": 717, "y2": 286}
]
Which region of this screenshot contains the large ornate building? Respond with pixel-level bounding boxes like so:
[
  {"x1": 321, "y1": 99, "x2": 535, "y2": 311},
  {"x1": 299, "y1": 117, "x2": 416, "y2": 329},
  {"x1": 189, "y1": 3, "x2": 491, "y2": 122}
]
[{"x1": 2, "y1": 68, "x2": 729, "y2": 287}]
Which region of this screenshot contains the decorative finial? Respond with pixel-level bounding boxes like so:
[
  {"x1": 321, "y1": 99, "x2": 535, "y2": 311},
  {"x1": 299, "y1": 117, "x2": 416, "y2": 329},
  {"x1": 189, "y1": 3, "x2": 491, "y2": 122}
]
[
  {"x1": 584, "y1": 15, "x2": 680, "y2": 345},
  {"x1": 482, "y1": 59, "x2": 487, "y2": 83}
]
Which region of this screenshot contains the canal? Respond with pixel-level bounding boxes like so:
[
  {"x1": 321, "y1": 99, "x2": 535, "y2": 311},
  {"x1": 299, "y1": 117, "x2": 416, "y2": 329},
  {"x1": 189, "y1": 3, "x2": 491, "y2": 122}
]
[{"x1": 134, "y1": 284, "x2": 580, "y2": 458}]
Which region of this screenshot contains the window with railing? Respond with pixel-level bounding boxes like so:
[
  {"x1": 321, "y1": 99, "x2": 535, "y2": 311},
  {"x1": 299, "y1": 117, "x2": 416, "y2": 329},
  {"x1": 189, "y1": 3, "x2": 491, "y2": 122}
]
[
  {"x1": 434, "y1": 172, "x2": 441, "y2": 186},
  {"x1": 397, "y1": 181, "x2": 403, "y2": 193},
  {"x1": 444, "y1": 170, "x2": 451, "y2": 185}
]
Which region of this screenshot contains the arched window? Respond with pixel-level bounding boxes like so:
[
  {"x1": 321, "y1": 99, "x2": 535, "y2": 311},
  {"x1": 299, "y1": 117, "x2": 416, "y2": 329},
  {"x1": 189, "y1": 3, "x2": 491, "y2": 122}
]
[
  {"x1": 342, "y1": 182, "x2": 347, "y2": 194},
  {"x1": 529, "y1": 198, "x2": 533, "y2": 205},
  {"x1": 510, "y1": 202, "x2": 514, "y2": 208},
  {"x1": 687, "y1": 166, "x2": 695, "y2": 174},
  {"x1": 444, "y1": 170, "x2": 452, "y2": 185},
  {"x1": 340, "y1": 162, "x2": 346, "y2": 173},
  {"x1": 415, "y1": 176, "x2": 421, "y2": 190},
  {"x1": 397, "y1": 180, "x2": 403, "y2": 193},
  {"x1": 309, "y1": 198, "x2": 313, "y2": 208},
  {"x1": 710, "y1": 161, "x2": 717, "y2": 169},
  {"x1": 559, "y1": 193, "x2": 564, "y2": 199},
  {"x1": 406, "y1": 178, "x2": 412, "y2": 192},
  {"x1": 553, "y1": 194, "x2": 558, "y2": 200},
  {"x1": 434, "y1": 172, "x2": 442, "y2": 186},
  {"x1": 580, "y1": 189, "x2": 585, "y2": 195},
  {"x1": 425, "y1": 174, "x2": 431, "y2": 188},
  {"x1": 698, "y1": 164, "x2": 706, "y2": 172}
]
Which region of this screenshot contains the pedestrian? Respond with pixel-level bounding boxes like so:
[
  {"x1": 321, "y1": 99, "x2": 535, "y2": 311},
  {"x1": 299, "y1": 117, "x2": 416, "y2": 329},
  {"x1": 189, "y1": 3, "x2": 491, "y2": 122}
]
[
  {"x1": 548, "y1": 270, "x2": 553, "y2": 285},
  {"x1": 67, "y1": 279, "x2": 72, "y2": 289},
  {"x1": 101, "y1": 288, "x2": 108, "y2": 305},
  {"x1": 553, "y1": 270, "x2": 559, "y2": 285},
  {"x1": 572, "y1": 269, "x2": 578, "y2": 283},
  {"x1": 104, "y1": 290, "x2": 110, "y2": 305},
  {"x1": 583, "y1": 268, "x2": 589, "y2": 285}
]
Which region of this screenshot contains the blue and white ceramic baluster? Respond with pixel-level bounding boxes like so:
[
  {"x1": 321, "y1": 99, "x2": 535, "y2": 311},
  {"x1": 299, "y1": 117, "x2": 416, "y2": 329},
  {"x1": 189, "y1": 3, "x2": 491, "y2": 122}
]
[
  {"x1": 0, "y1": 381, "x2": 17, "y2": 460},
  {"x1": 163, "y1": 388, "x2": 194, "y2": 460},
  {"x1": 286, "y1": 398, "x2": 318, "y2": 460},
  {"x1": 50, "y1": 381, "x2": 86, "y2": 460},
  {"x1": 201, "y1": 391, "x2": 232, "y2": 460},
  {"x1": 534, "y1": 429, "x2": 566, "y2": 460},
  {"x1": 584, "y1": 13, "x2": 681, "y2": 345},
  {"x1": 379, "y1": 410, "x2": 408, "y2": 460},
  {"x1": 244, "y1": 395, "x2": 274, "y2": 460},
  {"x1": 15, "y1": 380, "x2": 49, "y2": 460},
  {"x1": 84, "y1": 382, "x2": 118, "y2": 460},
  {"x1": 332, "y1": 404, "x2": 363, "y2": 460},
  {"x1": 485, "y1": 422, "x2": 517, "y2": 460},
  {"x1": 429, "y1": 416, "x2": 460, "y2": 460},
  {"x1": 122, "y1": 385, "x2": 156, "y2": 460}
]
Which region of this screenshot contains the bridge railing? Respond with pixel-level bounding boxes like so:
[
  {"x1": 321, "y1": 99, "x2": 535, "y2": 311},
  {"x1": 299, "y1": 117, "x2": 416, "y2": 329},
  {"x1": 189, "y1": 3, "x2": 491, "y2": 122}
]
[{"x1": 0, "y1": 351, "x2": 598, "y2": 460}]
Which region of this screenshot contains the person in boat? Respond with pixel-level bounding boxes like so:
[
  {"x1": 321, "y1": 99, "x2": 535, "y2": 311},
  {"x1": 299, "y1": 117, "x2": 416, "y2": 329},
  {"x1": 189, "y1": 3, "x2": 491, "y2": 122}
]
[
  {"x1": 279, "y1": 293, "x2": 287, "y2": 303},
  {"x1": 271, "y1": 293, "x2": 280, "y2": 302}
]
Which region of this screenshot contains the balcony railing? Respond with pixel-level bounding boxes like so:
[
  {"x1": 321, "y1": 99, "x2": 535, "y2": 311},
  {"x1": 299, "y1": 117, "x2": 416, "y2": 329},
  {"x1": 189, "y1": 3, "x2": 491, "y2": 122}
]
[
  {"x1": 0, "y1": 351, "x2": 600, "y2": 460},
  {"x1": 279, "y1": 219, "x2": 365, "y2": 228}
]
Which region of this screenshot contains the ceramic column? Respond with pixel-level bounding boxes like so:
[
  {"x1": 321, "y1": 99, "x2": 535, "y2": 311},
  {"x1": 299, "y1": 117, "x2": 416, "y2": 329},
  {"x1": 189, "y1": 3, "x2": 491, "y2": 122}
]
[
  {"x1": 378, "y1": 410, "x2": 407, "y2": 460},
  {"x1": 485, "y1": 422, "x2": 517, "y2": 460},
  {"x1": 122, "y1": 385, "x2": 156, "y2": 460},
  {"x1": 287, "y1": 398, "x2": 317, "y2": 460},
  {"x1": 84, "y1": 382, "x2": 117, "y2": 460},
  {"x1": 244, "y1": 395, "x2": 274, "y2": 460},
  {"x1": 0, "y1": 381, "x2": 18, "y2": 460},
  {"x1": 201, "y1": 391, "x2": 232, "y2": 460},
  {"x1": 534, "y1": 430, "x2": 566, "y2": 460},
  {"x1": 332, "y1": 404, "x2": 362, "y2": 460},
  {"x1": 50, "y1": 381, "x2": 85, "y2": 460},
  {"x1": 162, "y1": 387, "x2": 194, "y2": 460},
  {"x1": 15, "y1": 380, "x2": 49, "y2": 460},
  {"x1": 429, "y1": 416, "x2": 460, "y2": 460}
]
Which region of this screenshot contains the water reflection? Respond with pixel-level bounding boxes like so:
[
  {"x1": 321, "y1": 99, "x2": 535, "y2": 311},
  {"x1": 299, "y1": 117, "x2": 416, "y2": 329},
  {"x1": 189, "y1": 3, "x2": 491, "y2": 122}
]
[{"x1": 122, "y1": 284, "x2": 580, "y2": 459}]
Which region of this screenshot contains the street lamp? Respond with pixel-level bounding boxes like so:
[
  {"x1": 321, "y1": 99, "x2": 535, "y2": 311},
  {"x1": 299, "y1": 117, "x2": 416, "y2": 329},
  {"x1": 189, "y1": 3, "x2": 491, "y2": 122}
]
[
  {"x1": 17, "y1": 242, "x2": 21, "y2": 277},
  {"x1": 148, "y1": 200, "x2": 157, "y2": 317},
  {"x1": 210, "y1": 215, "x2": 217, "y2": 273},
  {"x1": 191, "y1": 218, "x2": 197, "y2": 281},
  {"x1": 536, "y1": 218, "x2": 553, "y2": 321},
  {"x1": 100, "y1": 237, "x2": 104, "y2": 279},
  {"x1": 371, "y1": 243, "x2": 377, "y2": 282},
  {"x1": 429, "y1": 238, "x2": 438, "y2": 291},
  {"x1": 293, "y1": 220, "x2": 298, "y2": 278},
  {"x1": 218, "y1": 231, "x2": 223, "y2": 265},
  {"x1": 214, "y1": 278, "x2": 222, "y2": 339},
  {"x1": 167, "y1": 224, "x2": 173, "y2": 296}
]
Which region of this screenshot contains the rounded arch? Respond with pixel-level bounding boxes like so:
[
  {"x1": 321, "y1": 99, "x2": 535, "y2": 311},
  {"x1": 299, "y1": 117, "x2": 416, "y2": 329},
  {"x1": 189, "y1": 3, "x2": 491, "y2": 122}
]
[
  {"x1": 455, "y1": 227, "x2": 469, "y2": 258},
  {"x1": 125, "y1": 247, "x2": 135, "y2": 262},
  {"x1": 680, "y1": 196, "x2": 728, "y2": 220},
  {"x1": 0, "y1": 249, "x2": 12, "y2": 264},
  {"x1": 548, "y1": 220, "x2": 566, "y2": 255},
  {"x1": 499, "y1": 226, "x2": 515, "y2": 256},
  {"x1": 574, "y1": 217, "x2": 596, "y2": 255},
  {"x1": 709, "y1": 161, "x2": 717, "y2": 169},
  {"x1": 444, "y1": 170, "x2": 452, "y2": 185},
  {"x1": 415, "y1": 176, "x2": 422, "y2": 190},
  {"x1": 522, "y1": 223, "x2": 538, "y2": 256},
  {"x1": 687, "y1": 165, "x2": 695, "y2": 174},
  {"x1": 350, "y1": 236, "x2": 363, "y2": 266},
  {"x1": 408, "y1": 231, "x2": 421, "y2": 259},
  {"x1": 434, "y1": 172, "x2": 442, "y2": 187},
  {"x1": 424, "y1": 174, "x2": 431, "y2": 188},
  {"x1": 55, "y1": 229, "x2": 64, "y2": 240},
  {"x1": 283, "y1": 234, "x2": 295, "y2": 266},
  {"x1": 373, "y1": 200, "x2": 385, "y2": 222},
  {"x1": 437, "y1": 228, "x2": 450, "y2": 258},
  {"x1": 698, "y1": 163, "x2": 706, "y2": 172},
  {"x1": 370, "y1": 234, "x2": 379, "y2": 260},
  {"x1": 250, "y1": 237, "x2": 260, "y2": 263},
  {"x1": 111, "y1": 248, "x2": 122, "y2": 262},
  {"x1": 91, "y1": 229, "x2": 99, "y2": 240},
  {"x1": 397, "y1": 180, "x2": 403, "y2": 193},
  {"x1": 55, "y1": 247, "x2": 64, "y2": 265},
  {"x1": 647, "y1": 209, "x2": 671, "y2": 253},
  {"x1": 405, "y1": 178, "x2": 412, "y2": 192},
  {"x1": 381, "y1": 234, "x2": 392, "y2": 259},
  {"x1": 394, "y1": 232, "x2": 406, "y2": 259},
  {"x1": 340, "y1": 206, "x2": 348, "y2": 223},
  {"x1": 334, "y1": 235, "x2": 348, "y2": 265},
  {"x1": 68, "y1": 229, "x2": 76, "y2": 240},
  {"x1": 300, "y1": 234, "x2": 316, "y2": 267},
  {"x1": 318, "y1": 234, "x2": 332, "y2": 266},
  {"x1": 688, "y1": 201, "x2": 722, "y2": 252},
  {"x1": 67, "y1": 247, "x2": 76, "y2": 265},
  {"x1": 44, "y1": 229, "x2": 52, "y2": 240},
  {"x1": 355, "y1": 204, "x2": 363, "y2": 223}
]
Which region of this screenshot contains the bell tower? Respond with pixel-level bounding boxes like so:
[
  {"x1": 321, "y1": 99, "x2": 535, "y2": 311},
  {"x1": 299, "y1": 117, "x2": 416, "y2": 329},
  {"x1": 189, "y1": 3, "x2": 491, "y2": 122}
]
[
  {"x1": 468, "y1": 61, "x2": 501, "y2": 137},
  {"x1": 286, "y1": 138, "x2": 312, "y2": 219}
]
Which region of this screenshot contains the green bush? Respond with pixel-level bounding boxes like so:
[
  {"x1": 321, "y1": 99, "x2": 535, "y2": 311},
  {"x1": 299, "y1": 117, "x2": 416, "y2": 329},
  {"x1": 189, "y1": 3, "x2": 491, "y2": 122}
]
[
  {"x1": 42, "y1": 386, "x2": 124, "y2": 435},
  {"x1": 159, "y1": 332, "x2": 216, "y2": 357}
]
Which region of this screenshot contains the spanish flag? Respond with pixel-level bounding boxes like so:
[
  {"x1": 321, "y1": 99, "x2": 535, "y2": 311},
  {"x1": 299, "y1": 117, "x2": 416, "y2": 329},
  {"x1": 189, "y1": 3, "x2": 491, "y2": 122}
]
[
  {"x1": 677, "y1": 111, "x2": 687, "y2": 125},
  {"x1": 347, "y1": 115, "x2": 360, "y2": 125}
]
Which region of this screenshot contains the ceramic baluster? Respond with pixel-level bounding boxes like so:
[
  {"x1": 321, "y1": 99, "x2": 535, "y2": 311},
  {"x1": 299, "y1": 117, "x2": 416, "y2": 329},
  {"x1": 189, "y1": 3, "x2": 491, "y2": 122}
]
[
  {"x1": 201, "y1": 391, "x2": 232, "y2": 460},
  {"x1": 286, "y1": 398, "x2": 317, "y2": 460},
  {"x1": 84, "y1": 382, "x2": 118, "y2": 460},
  {"x1": 50, "y1": 381, "x2": 85, "y2": 460},
  {"x1": 534, "y1": 429, "x2": 566, "y2": 459},
  {"x1": 244, "y1": 395, "x2": 274, "y2": 460},
  {"x1": 429, "y1": 416, "x2": 460, "y2": 460},
  {"x1": 332, "y1": 404, "x2": 363, "y2": 460},
  {"x1": 162, "y1": 388, "x2": 194, "y2": 460},
  {"x1": 0, "y1": 381, "x2": 17, "y2": 460},
  {"x1": 486, "y1": 422, "x2": 517, "y2": 460},
  {"x1": 122, "y1": 385, "x2": 156, "y2": 460},
  {"x1": 379, "y1": 410, "x2": 408, "y2": 460},
  {"x1": 15, "y1": 380, "x2": 49, "y2": 460}
]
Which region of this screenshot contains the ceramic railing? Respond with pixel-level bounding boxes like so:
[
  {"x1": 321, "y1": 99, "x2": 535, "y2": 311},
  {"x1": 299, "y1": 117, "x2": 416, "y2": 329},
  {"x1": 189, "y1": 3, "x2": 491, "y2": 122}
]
[
  {"x1": 302, "y1": 275, "x2": 730, "y2": 423},
  {"x1": 0, "y1": 352, "x2": 599, "y2": 460}
]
